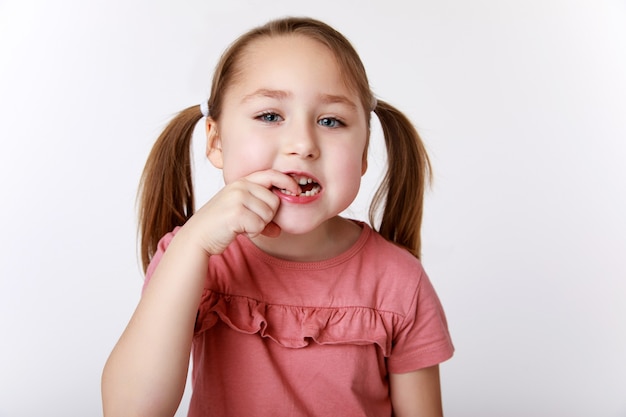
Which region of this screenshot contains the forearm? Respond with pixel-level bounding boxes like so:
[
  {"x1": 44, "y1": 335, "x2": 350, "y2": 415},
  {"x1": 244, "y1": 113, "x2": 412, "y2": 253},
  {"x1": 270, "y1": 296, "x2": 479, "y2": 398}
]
[{"x1": 102, "y1": 229, "x2": 210, "y2": 417}]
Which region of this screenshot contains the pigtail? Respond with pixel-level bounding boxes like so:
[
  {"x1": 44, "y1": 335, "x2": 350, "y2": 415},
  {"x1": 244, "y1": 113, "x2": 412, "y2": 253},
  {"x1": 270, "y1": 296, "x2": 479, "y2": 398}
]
[
  {"x1": 138, "y1": 105, "x2": 204, "y2": 272},
  {"x1": 370, "y1": 100, "x2": 432, "y2": 259}
]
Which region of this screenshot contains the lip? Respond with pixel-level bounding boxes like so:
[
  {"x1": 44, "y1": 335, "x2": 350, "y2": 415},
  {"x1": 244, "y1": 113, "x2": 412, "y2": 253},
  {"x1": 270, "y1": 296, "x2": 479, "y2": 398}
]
[
  {"x1": 273, "y1": 171, "x2": 323, "y2": 204},
  {"x1": 273, "y1": 188, "x2": 322, "y2": 204}
]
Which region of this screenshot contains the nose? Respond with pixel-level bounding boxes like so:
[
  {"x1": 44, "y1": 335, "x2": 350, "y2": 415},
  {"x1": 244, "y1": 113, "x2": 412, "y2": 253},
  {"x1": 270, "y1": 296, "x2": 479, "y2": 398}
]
[{"x1": 282, "y1": 119, "x2": 320, "y2": 159}]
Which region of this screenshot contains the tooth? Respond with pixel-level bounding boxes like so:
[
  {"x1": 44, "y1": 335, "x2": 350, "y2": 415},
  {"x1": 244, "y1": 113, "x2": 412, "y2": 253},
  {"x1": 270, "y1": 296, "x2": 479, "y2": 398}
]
[
  {"x1": 298, "y1": 178, "x2": 308, "y2": 185},
  {"x1": 307, "y1": 178, "x2": 312, "y2": 184}
]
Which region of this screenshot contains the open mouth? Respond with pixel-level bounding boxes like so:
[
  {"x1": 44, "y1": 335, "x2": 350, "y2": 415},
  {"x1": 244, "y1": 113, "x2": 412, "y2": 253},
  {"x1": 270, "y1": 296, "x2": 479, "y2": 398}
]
[{"x1": 278, "y1": 174, "x2": 322, "y2": 197}]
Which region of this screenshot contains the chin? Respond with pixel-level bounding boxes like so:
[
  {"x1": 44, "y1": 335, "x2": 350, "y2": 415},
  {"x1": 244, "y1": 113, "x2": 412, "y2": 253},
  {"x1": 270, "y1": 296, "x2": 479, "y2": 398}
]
[
  {"x1": 274, "y1": 222, "x2": 320, "y2": 236},
  {"x1": 272, "y1": 213, "x2": 328, "y2": 236}
]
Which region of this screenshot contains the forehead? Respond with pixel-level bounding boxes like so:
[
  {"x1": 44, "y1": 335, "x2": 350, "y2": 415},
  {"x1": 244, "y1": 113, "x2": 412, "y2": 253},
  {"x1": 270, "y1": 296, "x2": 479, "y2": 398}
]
[{"x1": 229, "y1": 34, "x2": 357, "y2": 100}]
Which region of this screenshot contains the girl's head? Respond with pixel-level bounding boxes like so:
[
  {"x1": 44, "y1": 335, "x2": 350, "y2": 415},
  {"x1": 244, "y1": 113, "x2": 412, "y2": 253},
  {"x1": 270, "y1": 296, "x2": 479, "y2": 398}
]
[
  {"x1": 138, "y1": 17, "x2": 430, "y2": 271},
  {"x1": 204, "y1": 21, "x2": 371, "y2": 236}
]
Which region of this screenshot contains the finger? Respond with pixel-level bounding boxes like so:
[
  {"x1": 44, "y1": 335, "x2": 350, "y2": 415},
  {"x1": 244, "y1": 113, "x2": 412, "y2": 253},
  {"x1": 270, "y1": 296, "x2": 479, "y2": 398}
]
[
  {"x1": 244, "y1": 169, "x2": 301, "y2": 196},
  {"x1": 233, "y1": 180, "x2": 281, "y2": 218},
  {"x1": 241, "y1": 196, "x2": 279, "y2": 229}
]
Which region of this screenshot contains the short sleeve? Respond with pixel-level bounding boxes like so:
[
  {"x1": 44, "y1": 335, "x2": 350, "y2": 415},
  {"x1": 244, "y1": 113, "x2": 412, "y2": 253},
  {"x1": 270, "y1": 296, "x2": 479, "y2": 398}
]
[
  {"x1": 141, "y1": 227, "x2": 180, "y2": 294},
  {"x1": 386, "y1": 270, "x2": 454, "y2": 373}
]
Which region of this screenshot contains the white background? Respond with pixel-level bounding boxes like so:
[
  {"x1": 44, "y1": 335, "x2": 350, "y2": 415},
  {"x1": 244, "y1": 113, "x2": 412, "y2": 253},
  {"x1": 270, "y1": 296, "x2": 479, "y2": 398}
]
[{"x1": 1, "y1": 1, "x2": 625, "y2": 416}]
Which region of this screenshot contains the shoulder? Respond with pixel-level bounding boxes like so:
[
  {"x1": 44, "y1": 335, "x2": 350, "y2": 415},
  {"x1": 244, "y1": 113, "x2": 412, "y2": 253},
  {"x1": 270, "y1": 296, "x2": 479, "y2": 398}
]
[
  {"x1": 361, "y1": 224, "x2": 426, "y2": 279},
  {"x1": 352, "y1": 224, "x2": 430, "y2": 316}
]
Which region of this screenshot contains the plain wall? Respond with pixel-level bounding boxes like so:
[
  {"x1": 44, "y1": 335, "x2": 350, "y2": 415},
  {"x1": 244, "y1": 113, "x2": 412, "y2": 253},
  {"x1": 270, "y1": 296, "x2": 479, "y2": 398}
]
[{"x1": 1, "y1": 0, "x2": 625, "y2": 416}]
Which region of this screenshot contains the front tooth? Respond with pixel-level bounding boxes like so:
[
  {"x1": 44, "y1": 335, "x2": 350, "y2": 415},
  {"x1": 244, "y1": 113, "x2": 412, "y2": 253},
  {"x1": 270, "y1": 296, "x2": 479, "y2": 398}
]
[{"x1": 298, "y1": 177, "x2": 308, "y2": 185}]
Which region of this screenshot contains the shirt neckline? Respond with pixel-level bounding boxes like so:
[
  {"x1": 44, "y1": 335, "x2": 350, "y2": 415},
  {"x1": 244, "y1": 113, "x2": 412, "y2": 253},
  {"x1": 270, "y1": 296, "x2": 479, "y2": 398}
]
[{"x1": 236, "y1": 220, "x2": 372, "y2": 270}]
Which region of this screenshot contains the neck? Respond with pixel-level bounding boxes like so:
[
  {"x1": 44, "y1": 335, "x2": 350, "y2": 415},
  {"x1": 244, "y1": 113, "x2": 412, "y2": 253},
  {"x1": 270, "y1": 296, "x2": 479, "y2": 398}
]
[{"x1": 250, "y1": 216, "x2": 363, "y2": 262}]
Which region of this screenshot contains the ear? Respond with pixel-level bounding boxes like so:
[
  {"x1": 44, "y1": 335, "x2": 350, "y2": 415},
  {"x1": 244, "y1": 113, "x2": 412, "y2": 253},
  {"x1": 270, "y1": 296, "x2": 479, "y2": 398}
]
[{"x1": 205, "y1": 118, "x2": 223, "y2": 169}]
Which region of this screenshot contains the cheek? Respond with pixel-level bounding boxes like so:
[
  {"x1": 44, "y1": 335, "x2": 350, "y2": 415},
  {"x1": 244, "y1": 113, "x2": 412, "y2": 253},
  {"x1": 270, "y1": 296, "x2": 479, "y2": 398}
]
[
  {"x1": 330, "y1": 145, "x2": 367, "y2": 192},
  {"x1": 220, "y1": 139, "x2": 273, "y2": 184}
]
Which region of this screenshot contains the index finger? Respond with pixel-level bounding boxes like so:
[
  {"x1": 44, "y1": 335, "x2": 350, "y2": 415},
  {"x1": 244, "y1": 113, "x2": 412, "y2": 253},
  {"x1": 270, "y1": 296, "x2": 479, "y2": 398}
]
[{"x1": 243, "y1": 169, "x2": 301, "y2": 196}]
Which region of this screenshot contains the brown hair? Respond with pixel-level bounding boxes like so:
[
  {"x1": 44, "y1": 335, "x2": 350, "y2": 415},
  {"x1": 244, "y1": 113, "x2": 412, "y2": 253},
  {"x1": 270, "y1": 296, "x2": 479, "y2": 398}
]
[{"x1": 138, "y1": 17, "x2": 431, "y2": 272}]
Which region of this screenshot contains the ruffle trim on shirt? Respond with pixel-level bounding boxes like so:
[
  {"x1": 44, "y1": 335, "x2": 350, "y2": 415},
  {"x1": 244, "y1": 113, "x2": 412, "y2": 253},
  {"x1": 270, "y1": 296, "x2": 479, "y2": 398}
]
[{"x1": 195, "y1": 290, "x2": 401, "y2": 356}]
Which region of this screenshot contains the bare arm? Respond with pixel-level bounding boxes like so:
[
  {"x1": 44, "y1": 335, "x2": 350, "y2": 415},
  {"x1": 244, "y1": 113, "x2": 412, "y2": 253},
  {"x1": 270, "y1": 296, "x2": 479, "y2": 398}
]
[
  {"x1": 101, "y1": 227, "x2": 210, "y2": 417},
  {"x1": 390, "y1": 365, "x2": 443, "y2": 417},
  {"x1": 101, "y1": 170, "x2": 300, "y2": 417}
]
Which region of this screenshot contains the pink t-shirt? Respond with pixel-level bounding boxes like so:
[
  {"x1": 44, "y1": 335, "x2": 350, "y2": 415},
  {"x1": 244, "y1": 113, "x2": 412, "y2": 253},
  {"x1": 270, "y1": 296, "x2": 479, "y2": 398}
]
[{"x1": 145, "y1": 221, "x2": 454, "y2": 417}]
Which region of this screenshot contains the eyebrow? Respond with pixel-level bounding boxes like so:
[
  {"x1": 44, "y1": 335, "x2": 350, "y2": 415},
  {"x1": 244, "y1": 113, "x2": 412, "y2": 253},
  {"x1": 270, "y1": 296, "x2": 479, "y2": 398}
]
[
  {"x1": 241, "y1": 88, "x2": 358, "y2": 110},
  {"x1": 241, "y1": 89, "x2": 291, "y2": 103},
  {"x1": 318, "y1": 93, "x2": 358, "y2": 110}
]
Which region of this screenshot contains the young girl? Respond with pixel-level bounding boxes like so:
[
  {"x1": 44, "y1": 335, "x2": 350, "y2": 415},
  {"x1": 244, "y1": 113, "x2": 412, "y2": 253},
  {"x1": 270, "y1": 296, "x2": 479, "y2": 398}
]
[{"x1": 102, "y1": 16, "x2": 454, "y2": 417}]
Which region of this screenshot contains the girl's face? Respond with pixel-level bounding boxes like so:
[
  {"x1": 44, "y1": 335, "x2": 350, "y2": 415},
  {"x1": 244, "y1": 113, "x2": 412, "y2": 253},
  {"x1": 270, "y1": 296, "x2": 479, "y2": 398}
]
[{"x1": 207, "y1": 35, "x2": 369, "y2": 236}]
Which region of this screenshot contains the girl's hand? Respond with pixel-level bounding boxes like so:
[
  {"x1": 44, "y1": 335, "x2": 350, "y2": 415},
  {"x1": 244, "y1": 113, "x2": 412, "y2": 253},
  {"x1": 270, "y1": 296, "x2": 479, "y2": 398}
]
[{"x1": 182, "y1": 169, "x2": 301, "y2": 256}]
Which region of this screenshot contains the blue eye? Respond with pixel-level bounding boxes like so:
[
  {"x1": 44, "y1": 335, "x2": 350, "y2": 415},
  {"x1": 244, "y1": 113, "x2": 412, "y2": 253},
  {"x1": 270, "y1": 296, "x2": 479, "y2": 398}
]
[
  {"x1": 318, "y1": 117, "x2": 343, "y2": 128},
  {"x1": 257, "y1": 112, "x2": 283, "y2": 123}
]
